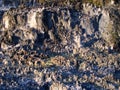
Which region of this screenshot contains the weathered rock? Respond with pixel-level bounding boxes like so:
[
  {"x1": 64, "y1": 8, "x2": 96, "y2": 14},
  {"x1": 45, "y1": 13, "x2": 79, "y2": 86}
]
[
  {"x1": 99, "y1": 10, "x2": 114, "y2": 48},
  {"x1": 50, "y1": 82, "x2": 67, "y2": 90},
  {"x1": 1, "y1": 5, "x2": 120, "y2": 52},
  {"x1": 0, "y1": 3, "x2": 120, "y2": 90},
  {"x1": 2, "y1": 12, "x2": 16, "y2": 31}
]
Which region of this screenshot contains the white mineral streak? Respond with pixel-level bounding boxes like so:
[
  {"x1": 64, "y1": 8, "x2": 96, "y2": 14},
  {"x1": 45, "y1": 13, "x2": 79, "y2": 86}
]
[
  {"x1": 27, "y1": 11, "x2": 37, "y2": 29},
  {"x1": 3, "y1": 15, "x2": 9, "y2": 30},
  {"x1": 99, "y1": 10, "x2": 111, "y2": 34},
  {"x1": 111, "y1": 0, "x2": 115, "y2": 4},
  {"x1": 27, "y1": 7, "x2": 44, "y2": 29},
  {"x1": 99, "y1": 10, "x2": 114, "y2": 49},
  {"x1": 74, "y1": 34, "x2": 81, "y2": 48}
]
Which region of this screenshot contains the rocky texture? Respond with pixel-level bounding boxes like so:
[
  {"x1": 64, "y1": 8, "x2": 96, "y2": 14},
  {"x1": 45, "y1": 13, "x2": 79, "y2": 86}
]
[{"x1": 0, "y1": 2, "x2": 120, "y2": 90}]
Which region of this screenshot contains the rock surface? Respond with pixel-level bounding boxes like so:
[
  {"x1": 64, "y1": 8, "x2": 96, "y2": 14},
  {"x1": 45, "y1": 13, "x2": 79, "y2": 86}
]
[{"x1": 0, "y1": 2, "x2": 120, "y2": 90}]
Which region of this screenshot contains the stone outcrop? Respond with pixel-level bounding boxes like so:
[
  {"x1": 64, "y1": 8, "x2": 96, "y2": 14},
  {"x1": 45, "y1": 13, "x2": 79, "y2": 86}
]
[
  {"x1": 1, "y1": 5, "x2": 120, "y2": 52},
  {"x1": 0, "y1": 2, "x2": 120, "y2": 90}
]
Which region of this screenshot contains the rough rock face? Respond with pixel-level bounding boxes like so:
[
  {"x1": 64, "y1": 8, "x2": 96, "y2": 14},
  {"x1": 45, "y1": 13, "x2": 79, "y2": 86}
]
[
  {"x1": 2, "y1": 12, "x2": 16, "y2": 31},
  {"x1": 1, "y1": 5, "x2": 119, "y2": 51},
  {"x1": 99, "y1": 10, "x2": 114, "y2": 48},
  {"x1": 0, "y1": 3, "x2": 120, "y2": 90}
]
